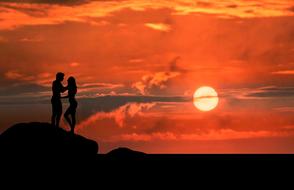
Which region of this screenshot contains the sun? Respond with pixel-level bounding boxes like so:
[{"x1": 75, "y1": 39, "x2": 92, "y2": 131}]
[{"x1": 193, "y1": 86, "x2": 219, "y2": 112}]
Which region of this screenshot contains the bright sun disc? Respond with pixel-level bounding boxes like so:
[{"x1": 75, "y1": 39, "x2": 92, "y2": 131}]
[{"x1": 193, "y1": 86, "x2": 219, "y2": 112}]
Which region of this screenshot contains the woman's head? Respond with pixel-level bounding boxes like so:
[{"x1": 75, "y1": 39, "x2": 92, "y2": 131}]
[{"x1": 67, "y1": 76, "x2": 77, "y2": 88}]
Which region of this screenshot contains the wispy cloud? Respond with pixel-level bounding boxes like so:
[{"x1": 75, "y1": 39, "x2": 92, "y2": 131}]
[
  {"x1": 145, "y1": 23, "x2": 171, "y2": 32},
  {"x1": 0, "y1": 0, "x2": 92, "y2": 5},
  {"x1": 78, "y1": 102, "x2": 156, "y2": 129},
  {"x1": 4, "y1": 70, "x2": 24, "y2": 80},
  {"x1": 273, "y1": 107, "x2": 294, "y2": 112},
  {"x1": 245, "y1": 86, "x2": 294, "y2": 98},
  {"x1": 0, "y1": 0, "x2": 293, "y2": 29},
  {"x1": 132, "y1": 71, "x2": 180, "y2": 95},
  {"x1": 222, "y1": 86, "x2": 294, "y2": 100},
  {"x1": 272, "y1": 70, "x2": 294, "y2": 75},
  {"x1": 80, "y1": 82, "x2": 124, "y2": 89},
  {"x1": 20, "y1": 37, "x2": 43, "y2": 42},
  {"x1": 4, "y1": 70, "x2": 52, "y2": 86},
  {"x1": 115, "y1": 129, "x2": 290, "y2": 142},
  {"x1": 69, "y1": 62, "x2": 80, "y2": 67},
  {"x1": 132, "y1": 56, "x2": 184, "y2": 95},
  {"x1": 128, "y1": 59, "x2": 144, "y2": 63},
  {"x1": 0, "y1": 36, "x2": 7, "y2": 42}
]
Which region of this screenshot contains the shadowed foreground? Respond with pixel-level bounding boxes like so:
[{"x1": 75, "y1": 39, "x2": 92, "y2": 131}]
[
  {"x1": 0, "y1": 122, "x2": 98, "y2": 156},
  {"x1": 1, "y1": 122, "x2": 294, "y2": 166},
  {"x1": 0, "y1": 122, "x2": 148, "y2": 160}
]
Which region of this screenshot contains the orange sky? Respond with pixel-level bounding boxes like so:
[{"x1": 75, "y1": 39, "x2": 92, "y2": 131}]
[{"x1": 0, "y1": 0, "x2": 294, "y2": 153}]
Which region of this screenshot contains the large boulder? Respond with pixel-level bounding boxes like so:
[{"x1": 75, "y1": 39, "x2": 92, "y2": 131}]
[
  {"x1": 0, "y1": 122, "x2": 98, "y2": 156},
  {"x1": 106, "y1": 147, "x2": 146, "y2": 159}
]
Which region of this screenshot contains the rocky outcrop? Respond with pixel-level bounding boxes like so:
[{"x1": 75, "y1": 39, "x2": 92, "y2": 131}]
[{"x1": 0, "y1": 122, "x2": 98, "y2": 156}]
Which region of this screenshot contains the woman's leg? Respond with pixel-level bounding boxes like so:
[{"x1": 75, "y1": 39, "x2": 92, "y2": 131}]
[
  {"x1": 64, "y1": 107, "x2": 72, "y2": 129},
  {"x1": 70, "y1": 110, "x2": 76, "y2": 134}
]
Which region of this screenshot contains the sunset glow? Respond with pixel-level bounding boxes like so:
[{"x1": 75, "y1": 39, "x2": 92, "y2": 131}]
[{"x1": 1, "y1": 0, "x2": 294, "y2": 153}]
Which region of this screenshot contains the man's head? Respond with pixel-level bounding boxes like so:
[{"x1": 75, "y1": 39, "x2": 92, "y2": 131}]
[{"x1": 56, "y1": 72, "x2": 65, "y2": 82}]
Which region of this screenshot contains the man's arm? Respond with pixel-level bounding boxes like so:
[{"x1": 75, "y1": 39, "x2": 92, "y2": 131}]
[{"x1": 60, "y1": 85, "x2": 68, "y2": 93}]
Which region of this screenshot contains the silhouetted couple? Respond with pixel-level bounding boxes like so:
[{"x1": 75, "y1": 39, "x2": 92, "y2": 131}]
[{"x1": 51, "y1": 72, "x2": 78, "y2": 134}]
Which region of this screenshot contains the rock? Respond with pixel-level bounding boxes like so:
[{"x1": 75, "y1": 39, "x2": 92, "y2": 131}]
[
  {"x1": 0, "y1": 122, "x2": 98, "y2": 156},
  {"x1": 106, "y1": 147, "x2": 146, "y2": 158}
]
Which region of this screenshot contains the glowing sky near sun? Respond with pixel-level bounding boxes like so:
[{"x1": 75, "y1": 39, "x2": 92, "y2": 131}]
[{"x1": 0, "y1": 0, "x2": 294, "y2": 153}]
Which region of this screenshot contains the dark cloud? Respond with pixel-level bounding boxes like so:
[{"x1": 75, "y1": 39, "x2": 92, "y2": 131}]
[
  {"x1": 227, "y1": 4, "x2": 238, "y2": 9},
  {"x1": 0, "y1": 82, "x2": 49, "y2": 105},
  {"x1": 214, "y1": 16, "x2": 294, "y2": 80},
  {"x1": 79, "y1": 95, "x2": 189, "y2": 112},
  {"x1": 246, "y1": 87, "x2": 294, "y2": 98},
  {"x1": 0, "y1": 0, "x2": 127, "y2": 6},
  {"x1": 0, "y1": 0, "x2": 92, "y2": 6},
  {"x1": 288, "y1": 6, "x2": 294, "y2": 12},
  {"x1": 196, "y1": 1, "x2": 213, "y2": 7},
  {"x1": 0, "y1": 3, "x2": 48, "y2": 17},
  {"x1": 169, "y1": 56, "x2": 180, "y2": 71},
  {"x1": 89, "y1": 7, "x2": 173, "y2": 26},
  {"x1": 0, "y1": 83, "x2": 47, "y2": 96},
  {"x1": 0, "y1": 91, "x2": 189, "y2": 122},
  {"x1": 169, "y1": 56, "x2": 187, "y2": 73},
  {"x1": 62, "y1": 95, "x2": 187, "y2": 124}
]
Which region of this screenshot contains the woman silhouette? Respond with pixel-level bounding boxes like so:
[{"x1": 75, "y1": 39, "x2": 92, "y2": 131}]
[{"x1": 62, "y1": 76, "x2": 78, "y2": 134}]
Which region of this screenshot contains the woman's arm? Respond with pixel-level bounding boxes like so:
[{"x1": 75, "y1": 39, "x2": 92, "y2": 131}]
[
  {"x1": 61, "y1": 95, "x2": 69, "y2": 99},
  {"x1": 60, "y1": 85, "x2": 68, "y2": 93}
]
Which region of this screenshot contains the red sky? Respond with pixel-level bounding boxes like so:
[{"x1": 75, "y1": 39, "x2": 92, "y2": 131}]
[{"x1": 0, "y1": 0, "x2": 294, "y2": 153}]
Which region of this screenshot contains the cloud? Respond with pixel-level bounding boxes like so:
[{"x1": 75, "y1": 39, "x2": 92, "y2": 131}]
[
  {"x1": 288, "y1": 6, "x2": 294, "y2": 12},
  {"x1": 69, "y1": 62, "x2": 80, "y2": 67},
  {"x1": 0, "y1": 1, "x2": 112, "y2": 29},
  {"x1": 222, "y1": 86, "x2": 294, "y2": 100},
  {"x1": 272, "y1": 70, "x2": 294, "y2": 75},
  {"x1": 145, "y1": 23, "x2": 171, "y2": 32},
  {"x1": 0, "y1": 82, "x2": 48, "y2": 97},
  {"x1": 131, "y1": 81, "x2": 146, "y2": 95},
  {"x1": 78, "y1": 99, "x2": 294, "y2": 140},
  {"x1": 78, "y1": 82, "x2": 125, "y2": 96},
  {"x1": 75, "y1": 96, "x2": 189, "y2": 130},
  {"x1": 77, "y1": 102, "x2": 156, "y2": 129},
  {"x1": 274, "y1": 107, "x2": 294, "y2": 112},
  {"x1": 0, "y1": 0, "x2": 293, "y2": 29},
  {"x1": 0, "y1": 70, "x2": 53, "y2": 102},
  {"x1": 132, "y1": 56, "x2": 185, "y2": 95},
  {"x1": 115, "y1": 129, "x2": 289, "y2": 142},
  {"x1": 128, "y1": 59, "x2": 144, "y2": 63},
  {"x1": 245, "y1": 86, "x2": 294, "y2": 98},
  {"x1": 174, "y1": 0, "x2": 294, "y2": 18},
  {"x1": 132, "y1": 71, "x2": 180, "y2": 95},
  {"x1": 0, "y1": 3, "x2": 48, "y2": 17},
  {"x1": 4, "y1": 70, "x2": 24, "y2": 80},
  {"x1": 79, "y1": 93, "x2": 186, "y2": 108},
  {"x1": 80, "y1": 82, "x2": 124, "y2": 89},
  {"x1": 95, "y1": 90, "x2": 126, "y2": 97},
  {"x1": 168, "y1": 56, "x2": 188, "y2": 73},
  {"x1": 117, "y1": 132, "x2": 176, "y2": 141},
  {"x1": 3, "y1": 70, "x2": 52, "y2": 86},
  {"x1": 0, "y1": 36, "x2": 7, "y2": 42},
  {"x1": 0, "y1": 0, "x2": 92, "y2": 5},
  {"x1": 20, "y1": 36, "x2": 43, "y2": 42}
]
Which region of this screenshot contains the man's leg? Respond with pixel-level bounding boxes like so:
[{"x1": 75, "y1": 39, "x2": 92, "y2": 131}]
[
  {"x1": 51, "y1": 114, "x2": 56, "y2": 126},
  {"x1": 55, "y1": 100, "x2": 62, "y2": 128},
  {"x1": 51, "y1": 99, "x2": 56, "y2": 126},
  {"x1": 56, "y1": 114, "x2": 61, "y2": 128}
]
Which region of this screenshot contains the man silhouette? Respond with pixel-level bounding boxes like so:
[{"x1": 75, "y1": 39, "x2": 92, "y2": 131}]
[{"x1": 51, "y1": 72, "x2": 67, "y2": 127}]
